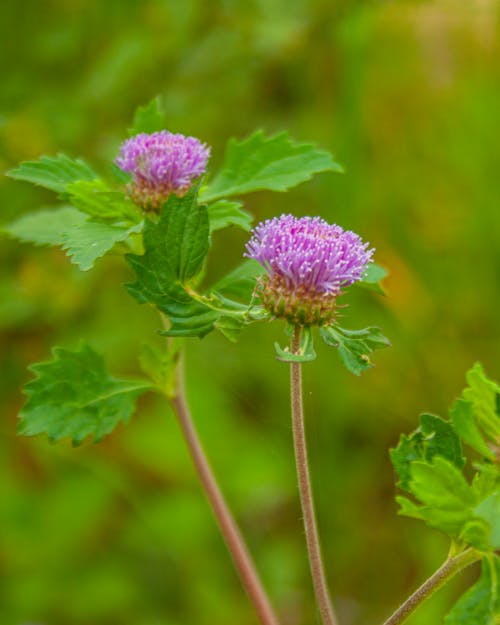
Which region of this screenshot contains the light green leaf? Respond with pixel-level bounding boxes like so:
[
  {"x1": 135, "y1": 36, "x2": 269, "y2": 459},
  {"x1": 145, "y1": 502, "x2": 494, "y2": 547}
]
[
  {"x1": 66, "y1": 179, "x2": 141, "y2": 222},
  {"x1": 3, "y1": 206, "x2": 87, "y2": 247},
  {"x1": 475, "y1": 492, "x2": 500, "y2": 550},
  {"x1": 451, "y1": 399, "x2": 495, "y2": 460},
  {"x1": 275, "y1": 327, "x2": 316, "y2": 363},
  {"x1": 463, "y1": 363, "x2": 500, "y2": 442},
  {"x1": 201, "y1": 130, "x2": 343, "y2": 201},
  {"x1": 207, "y1": 199, "x2": 253, "y2": 232},
  {"x1": 128, "y1": 97, "x2": 165, "y2": 135},
  {"x1": 3, "y1": 206, "x2": 143, "y2": 271},
  {"x1": 444, "y1": 556, "x2": 500, "y2": 625},
  {"x1": 7, "y1": 154, "x2": 98, "y2": 194},
  {"x1": 138, "y1": 341, "x2": 181, "y2": 398},
  {"x1": 356, "y1": 263, "x2": 388, "y2": 295},
  {"x1": 62, "y1": 220, "x2": 143, "y2": 271},
  {"x1": 18, "y1": 344, "x2": 151, "y2": 445},
  {"x1": 320, "y1": 325, "x2": 390, "y2": 376}
]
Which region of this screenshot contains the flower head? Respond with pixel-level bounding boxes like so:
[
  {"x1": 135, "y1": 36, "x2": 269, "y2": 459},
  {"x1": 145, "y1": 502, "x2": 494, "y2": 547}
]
[
  {"x1": 115, "y1": 131, "x2": 210, "y2": 210},
  {"x1": 245, "y1": 214, "x2": 374, "y2": 325}
]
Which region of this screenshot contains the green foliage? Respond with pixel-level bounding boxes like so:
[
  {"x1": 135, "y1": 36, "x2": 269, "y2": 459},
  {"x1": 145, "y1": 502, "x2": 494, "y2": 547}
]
[
  {"x1": 463, "y1": 363, "x2": 500, "y2": 443},
  {"x1": 7, "y1": 154, "x2": 97, "y2": 194},
  {"x1": 19, "y1": 344, "x2": 150, "y2": 445},
  {"x1": 65, "y1": 179, "x2": 141, "y2": 222},
  {"x1": 210, "y1": 259, "x2": 264, "y2": 301},
  {"x1": 391, "y1": 364, "x2": 500, "y2": 553},
  {"x1": 201, "y1": 130, "x2": 343, "y2": 201},
  {"x1": 139, "y1": 341, "x2": 181, "y2": 398},
  {"x1": 320, "y1": 325, "x2": 391, "y2": 375},
  {"x1": 128, "y1": 96, "x2": 165, "y2": 135},
  {"x1": 4, "y1": 206, "x2": 143, "y2": 271},
  {"x1": 207, "y1": 199, "x2": 253, "y2": 233},
  {"x1": 444, "y1": 556, "x2": 500, "y2": 625}
]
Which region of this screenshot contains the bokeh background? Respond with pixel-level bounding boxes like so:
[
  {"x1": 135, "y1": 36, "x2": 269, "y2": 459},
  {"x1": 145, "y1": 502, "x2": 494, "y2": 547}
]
[{"x1": 1, "y1": 1, "x2": 499, "y2": 624}]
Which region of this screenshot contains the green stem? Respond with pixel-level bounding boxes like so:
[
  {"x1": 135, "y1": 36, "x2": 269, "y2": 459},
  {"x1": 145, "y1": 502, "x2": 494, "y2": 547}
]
[
  {"x1": 290, "y1": 325, "x2": 339, "y2": 625},
  {"x1": 170, "y1": 354, "x2": 280, "y2": 625},
  {"x1": 382, "y1": 548, "x2": 481, "y2": 625}
]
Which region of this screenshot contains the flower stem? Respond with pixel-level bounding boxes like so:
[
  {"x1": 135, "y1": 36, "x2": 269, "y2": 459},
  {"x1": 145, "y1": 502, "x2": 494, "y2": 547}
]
[
  {"x1": 381, "y1": 548, "x2": 481, "y2": 625},
  {"x1": 170, "y1": 354, "x2": 280, "y2": 625},
  {"x1": 290, "y1": 325, "x2": 339, "y2": 625}
]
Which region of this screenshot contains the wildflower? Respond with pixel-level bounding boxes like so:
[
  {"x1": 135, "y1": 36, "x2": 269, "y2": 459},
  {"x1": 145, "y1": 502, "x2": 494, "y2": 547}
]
[
  {"x1": 245, "y1": 214, "x2": 373, "y2": 325},
  {"x1": 115, "y1": 131, "x2": 210, "y2": 210}
]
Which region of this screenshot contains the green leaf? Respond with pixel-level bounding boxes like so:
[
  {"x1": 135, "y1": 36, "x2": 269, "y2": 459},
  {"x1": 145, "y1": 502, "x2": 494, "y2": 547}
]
[
  {"x1": 3, "y1": 206, "x2": 87, "y2": 247},
  {"x1": 275, "y1": 327, "x2": 316, "y2": 363},
  {"x1": 356, "y1": 263, "x2": 388, "y2": 295},
  {"x1": 62, "y1": 219, "x2": 143, "y2": 271},
  {"x1": 214, "y1": 315, "x2": 245, "y2": 343},
  {"x1": 207, "y1": 199, "x2": 253, "y2": 233},
  {"x1": 211, "y1": 259, "x2": 264, "y2": 301},
  {"x1": 4, "y1": 206, "x2": 143, "y2": 271},
  {"x1": 18, "y1": 344, "x2": 150, "y2": 445},
  {"x1": 7, "y1": 154, "x2": 98, "y2": 194},
  {"x1": 475, "y1": 492, "x2": 500, "y2": 550},
  {"x1": 128, "y1": 97, "x2": 165, "y2": 135},
  {"x1": 320, "y1": 325, "x2": 390, "y2": 376},
  {"x1": 463, "y1": 363, "x2": 500, "y2": 442},
  {"x1": 444, "y1": 556, "x2": 500, "y2": 625},
  {"x1": 66, "y1": 180, "x2": 141, "y2": 222},
  {"x1": 407, "y1": 458, "x2": 476, "y2": 535},
  {"x1": 451, "y1": 399, "x2": 495, "y2": 460},
  {"x1": 390, "y1": 413, "x2": 464, "y2": 492},
  {"x1": 201, "y1": 130, "x2": 343, "y2": 201}
]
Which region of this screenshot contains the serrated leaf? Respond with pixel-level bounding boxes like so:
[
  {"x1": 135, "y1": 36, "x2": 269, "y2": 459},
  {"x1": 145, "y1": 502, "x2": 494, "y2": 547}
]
[
  {"x1": 460, "y1": 519, "x2": 492, "y2": 552},
  {"x1": 356, "y1": 263, "x2": 388, "y2": 295},
  {"x1": 201, "y1": 130, "x2": 343, "y2": 201},
  {"x1": 3, "y1": 206, "x2": 87, "y2": 246},
  {"x1": 320, "y1": 325, "x2": 390, "y2": 376},
  {"x1": 207, "y1": 199, "x2": 253, "y2": 233},
  {"x1": 451, "y1": 399, "x2": 495, "y2": 460},
  {"x1": 18, "y1": 344, "x2": 150, "y2": 445},
  {"x1": 463, "y1": 363, "x2": 500, "y2": 442},
  {"x1": 275, "y1": 327, "x2": 316, "y2": 363},
  {"x1": 128, "y1": 97, "x2": 165, "y2": 135},
  {"x1": 444, "y1": 556, "x2": 500, "y2": 625},
  {"x1": 3, "y1": 207, "x2": 142, "y2": 271},
  {"x1": 390, "y1": 413, "x2": 464, "y2": 492},
  {"x1": 211, "y1": 259, "x2": 264, "y2": 301},
  {"x1": 214, "y1": 315, "x2": 245, "y2": 342},
  {"x1": 62, "y1": 220, "x2": 143, "y2": 271},
  {"x1": 66, "y1": 179, "x2": 141, "y2": 222},
  {"x1": 7, "y1": 154, "x2": 97, "y2": 194}
]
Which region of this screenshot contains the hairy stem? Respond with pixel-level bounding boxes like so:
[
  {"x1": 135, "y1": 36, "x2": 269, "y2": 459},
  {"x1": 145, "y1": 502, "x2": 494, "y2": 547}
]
[
  {"x1": 170, "y1": 355, "x2": 280, "y2": 625},
  {"x1": 382, "y1": 548, "x2": 481, "y2": 625},
  {"x1": 290, "y1": 325, "x2": 339, "y2": 625}
]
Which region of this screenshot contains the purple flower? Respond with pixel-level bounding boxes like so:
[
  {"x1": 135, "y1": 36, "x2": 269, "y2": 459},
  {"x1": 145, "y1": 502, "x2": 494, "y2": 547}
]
[
  {"x1": 115, "y1": 131, "x2": 210, "y2": 209},
  {"x1": 245, "y1": 214, "x2": 374, "y2": 325}
]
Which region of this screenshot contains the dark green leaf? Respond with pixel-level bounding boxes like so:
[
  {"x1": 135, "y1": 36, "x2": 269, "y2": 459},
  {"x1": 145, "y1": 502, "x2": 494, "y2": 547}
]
[
  {"x1": 463, "y1": 363, "x2": 500, "y2": 442},
  {"x1": 7, "y1": 154, "x2": 97, "y2": 194},
  {"x1": 275, "y1": 327, "x2": 316, "y2": 363},
  {"x1": 320, "y1": 325, "x2": 390, "y2": 375},
  {"x1": 18, "y1": 345, "x2": 150, "y2": 445},
  {"x1": 128, "y1": 97, "x2": 165, "y2": 135},
  {"x1": 356, "y1": 263, "x2": 388, "y2": 295},
  {"x1": 207, "y1": 199, "x2": 253, "y2": 232},
  {"x1": 444, "y1": 556, "x2": 500, "y2": 625},
  {"x1": 451, "y1": 399, "x2": 495, "y2": 460},
  {"x1": 202, "y1": 130, "x2": 343, "y2": 201}
]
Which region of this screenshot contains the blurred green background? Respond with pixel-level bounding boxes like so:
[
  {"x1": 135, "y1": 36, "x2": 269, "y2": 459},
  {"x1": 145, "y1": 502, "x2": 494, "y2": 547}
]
[{"x1": 1, "y1": 1, "x2": 499, "y2": 624}]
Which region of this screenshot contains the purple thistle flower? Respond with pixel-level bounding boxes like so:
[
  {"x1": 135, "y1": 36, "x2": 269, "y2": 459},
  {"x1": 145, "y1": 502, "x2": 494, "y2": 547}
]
[
  {"x1": 245, "y1": 214, "x2": 374, "y2": 325},
  {"x1": 115, "y1": 131, "x2": 210, "y2": 209}
]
